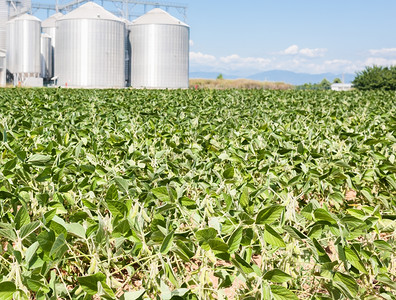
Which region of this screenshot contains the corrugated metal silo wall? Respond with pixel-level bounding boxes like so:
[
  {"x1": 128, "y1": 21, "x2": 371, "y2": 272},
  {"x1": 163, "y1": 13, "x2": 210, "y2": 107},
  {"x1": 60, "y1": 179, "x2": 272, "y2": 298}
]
[
  {"x1": 0, "y1": 0, "x2": 7, "y2": 50},
  {"x1": 130, "y1": 24, "x2": 189, "y2": 89},
  {"x1": 56, "y1": 19, "x2": 125, "y2": 88},
  {"x1": 13, "y1": 18, "x2": 41, "y2": 74},
  {"x1": 41, "y1": 34, "x2": 52, "y2": 79},
  {"x1": 6, "y1": 20, "x2": 14, "y2": 73}
]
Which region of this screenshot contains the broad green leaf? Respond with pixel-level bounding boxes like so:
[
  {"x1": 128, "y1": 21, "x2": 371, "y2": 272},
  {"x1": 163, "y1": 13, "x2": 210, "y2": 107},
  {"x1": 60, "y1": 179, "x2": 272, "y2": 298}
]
[
  {"x1": 377, "y1": 274, "x2": 396, "y2": 290},
  {"x1": 232, "y1": 253, "x2": 254, "y2": 274},
  {"x1": 65, "y1": 223, "x2": 86, "y2": 239},
  {"x1": 373, "y1": 240, "x2": 393, "y2": 252},
  {"x1": 263, "y1": 269, "x2": 292, "y2": 283},
  {"x1": 256, "y1": 205, "x2": 285, "y2": 224},
  {"x1": 227, "y1": 226, "x2": 243, "y2": 253},
  {"x1": 196, "y1": 228, "x2": 217, "y2": 242},
  {"x1": 25, "y1": 241, "x2": 40, "y2": 265},
  {"x1": 333, "y1": 272, "x2": 358, "y2": 298},
  {"x1": 106, "y1": 184, "x2": 119, "y2": 201},
  {"x1": 283, "y1": 225, "x2": 308, "y2": 240},
  {"x1": 264, "y1": 224, "x2": 285, "y2": 247},
  {"x1": 15, "y1": 206, "x2": 30, "y2": 230},
  {"x1": 152, "y1": 186, "x2": 170, "y2": 202},
  {"x1": 115, "y1": 177, "x2": 129, "y2": 193},
  {"x1": 270, "y1": 285, "x2": 298, "y2": 300},
  {"x1": 239, "y1": 186, "x2": 249, "y2": 208},
  {"x1": 49, "y1": 233, "x2": 68, "y2": 258},
  {"x1": 19, "y1": 221, "x2": 40, "y2": 240},
  {"x1": 312, "y1": 238, "x2": 331, "y2": 263},
  {"x1": 0, "y1": 281, "x2": 16, "y2": 300},
  {"x1": 344, "y1": 246, "x2": 367, "y2": 274},
  {"x1": 223, "y1": 167, "x2": 234, "y2": 179},
  {"x1": 314, "y1": 208, "x2": 337, "y2": 224},
  {"x1": 160, "y1": 231, "x2": 174, "y2": 254},
  {"x1": 27, "y1": 154, "x2": 51, "y2": 165},
  {"x1": 208, "y1": 238, "x2": 229, "y2": 252},
  {"x1": 77, "y1": 272, "x2": 106, "y2": 296},
  {"x1": 107, "y1": 200, "x2": 127, "y2": 216}
]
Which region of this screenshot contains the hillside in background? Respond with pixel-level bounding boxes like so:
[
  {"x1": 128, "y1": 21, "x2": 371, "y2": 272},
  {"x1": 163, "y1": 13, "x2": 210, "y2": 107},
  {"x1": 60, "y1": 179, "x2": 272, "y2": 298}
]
[{"x1": 190, "y1": 70, "x2": 355, "y2": 85}]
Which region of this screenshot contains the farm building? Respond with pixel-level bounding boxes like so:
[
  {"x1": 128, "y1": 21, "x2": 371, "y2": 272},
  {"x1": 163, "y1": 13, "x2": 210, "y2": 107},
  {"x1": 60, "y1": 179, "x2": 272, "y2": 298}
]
[{"x1": 331, "y1": 83, "x2": 353, "y2": 91}]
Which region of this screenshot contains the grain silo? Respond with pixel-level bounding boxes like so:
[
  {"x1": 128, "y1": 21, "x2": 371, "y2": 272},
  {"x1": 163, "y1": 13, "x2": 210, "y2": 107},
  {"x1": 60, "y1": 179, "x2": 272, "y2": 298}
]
[
  {"x1": 11, "y1": 13, "x2": 42, "y2": 86},
  {"x1": 5, "y1": 18, "x2": 14, "y2": 74},
  {"x1": 55, "y1": 2, "x2": 125, "y2": 88},
  {"x1": 0, "y1": 0, "x2": 7, "y2": 52},
  {"x1": 130, "y1": 8, "x2": 189, "y2": 89},
  {"x1": 0, "y1": 49, "x2": 5, "y2": 86},
  {"x1": 40, "y1": 33, "x2": 52, "y2": 80},
  {"x1": 42, "y1": 12, "x2": 62, "y2": 79}
]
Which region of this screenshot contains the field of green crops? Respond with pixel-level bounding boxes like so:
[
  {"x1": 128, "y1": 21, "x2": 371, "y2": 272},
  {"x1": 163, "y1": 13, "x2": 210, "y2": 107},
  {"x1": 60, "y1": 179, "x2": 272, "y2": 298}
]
[{"x1": 0, "y1": 88, "x2": 395, "y2": 300}]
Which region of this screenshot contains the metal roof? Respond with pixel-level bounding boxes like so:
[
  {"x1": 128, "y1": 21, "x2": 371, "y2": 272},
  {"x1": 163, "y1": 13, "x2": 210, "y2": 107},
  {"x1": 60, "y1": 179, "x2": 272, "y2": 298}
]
[
  {"x1": 42, "y1": 12, "x2": 63, "y2": 27},
  {"x1": 13, "y1": 13, "x2": 41, "y2": 22},
  {"x1": 132, "y1": 8, "x2": 188, "y2": 27},
  {"x1": 59, "y1": 2, "x2": 122, "y2": 22}
]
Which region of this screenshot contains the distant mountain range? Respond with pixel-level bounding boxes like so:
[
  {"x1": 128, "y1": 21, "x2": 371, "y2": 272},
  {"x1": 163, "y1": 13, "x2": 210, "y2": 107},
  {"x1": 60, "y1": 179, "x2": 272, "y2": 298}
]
[{"x1": 190, "y1": 70, "x2": 355, "y2": 85}]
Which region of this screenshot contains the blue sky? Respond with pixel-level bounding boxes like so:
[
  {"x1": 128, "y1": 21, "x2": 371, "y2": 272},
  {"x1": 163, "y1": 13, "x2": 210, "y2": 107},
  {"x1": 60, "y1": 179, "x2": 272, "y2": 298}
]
[
  {"x1": 183, "y1": 0, "x2": 396, "y2": 75},
  {"x1": 34, "y1": 0, "x2": 396, "y2": 76}
]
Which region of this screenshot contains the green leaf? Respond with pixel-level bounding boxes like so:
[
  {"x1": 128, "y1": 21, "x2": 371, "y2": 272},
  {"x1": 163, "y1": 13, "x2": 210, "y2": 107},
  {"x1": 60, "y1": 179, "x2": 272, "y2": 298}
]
[
  {"x1": 196, "y1": 228, "x2": 217, "y2": 242},
  {"x1": 263, "y1": 269, "x2": 292, "y2": 283},
  {"x1": 314, "y1": 208, "x2": 337, "y2": 224},
  {"x1": 223, "y1": 167, "x2": 234, "y2": 179},
  {"x1": 344, "y1": 246, "x2": 367, "y2": 274},
  {"x1": 0, "y1": 281, "x2": 16, "y2": 300},
  {"x1": 227, "y1": 226, "x2": 243, "y2": 253},
  {"x1": 107, "y1": 200, "x2": 127, "y2": 216},
  {"x1": 15, "y1": 206, "x2": 30, "y2": 230},
  {"x1": 256, "y1": 205, "x2": 285, "y2": 224},
  {"x1": 373, "y1": 240, "x2": 393, "y2": 252},
  {"x1": 106, "y1": 184, "x2": 119, "y2": 201},
  {"x1": 120, "y1": 289, "x2": 146, "y2": 300},
  {"x1": 312, "y1": 238, "x2": 331, "y2": 263},
  {"x1": 65, "y1": 223, "x2": 86, "y2": 239},
  {"x1": 377, "y1": 274, "x2": 396, "y2": 290},
  {"x1": 49, "y1": 233, "x2": 68, "y2": 259},
  {"x1": 239, "y1": 186, "x2": 249, "y2": 208},
  {"x1": 77, "y1": 272, "x2": 106, "y2": 296},
  {"x1": 232, "y1": 253, "x2": 254, "y2": 274},
  {"x1": 19, "y1": 221, "x2": 40, "y2": 240},
  {"x1": 27, "y1": 154, "x2": 52, "y2": 165},
  {"x1": 264, "y1": 224, "x2": 285, "y2": 247},
  {"x1": 333, "y1": 272, "x2": 358, "y2": 298},
  {"x1": 160, "y1": 231, "x2": 174, "y2": 255},
  {"x1": 270, "y1": 285, "x2": 298, "y2": 300},
  {"x1": 283, "y1": 225, "x2": 308, "y2": 240},
  {"x1": 208, "y1": 238, "x2": 229, "y2": 252},
  {"x1": 25, "y1": 241, "x2": 40, "y2": 265},
  {"x1": 115, "y1": 177, "x2": 129, "y2": 193},
  {"x1": 152, "y1": 186, "x2": 170, "y2": 202}
]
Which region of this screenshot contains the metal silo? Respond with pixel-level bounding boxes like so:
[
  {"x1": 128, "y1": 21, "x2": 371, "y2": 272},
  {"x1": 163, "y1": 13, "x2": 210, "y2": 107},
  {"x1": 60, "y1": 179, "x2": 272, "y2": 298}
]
[
  {"x1": 55, "y1": 2, "x2": 125, "y2": 88},
  {"x1": 41, "y1": 33, "x2": 52, "y2": 80},
  {"x1": 0, "y1": 49, "x2": 5, "y2": 86},
  {"x1": 5, "y1": 18, "x2": 14, "y2": 74},
  {"x1": 0, "y1": 0, "x2": 7, "y2": 51},
  {"x1": 42, "y1": 12, "x2": 62, "y2": 79},
  {"x1": 130, "y1": 8, "x2": 189, "y2": 89},
  {"x1": 12, "y1": 13, "x2": 41, "y2": 85}
]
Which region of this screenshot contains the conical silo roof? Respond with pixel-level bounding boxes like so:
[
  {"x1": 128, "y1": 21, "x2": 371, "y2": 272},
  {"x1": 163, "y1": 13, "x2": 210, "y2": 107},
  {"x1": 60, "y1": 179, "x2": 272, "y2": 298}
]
[
  {"x1": 59, "y1": 2, "x2": 122, "y2": 21},
  {"x1": 132, "y1": 8, "x2": 188, "y2": 27},
  {"x1": 42, "y1": 12, "x2": 63, "y2": 27},
  {"x1": 13, "y1": 13, "x2": 41, "y2": 22}
]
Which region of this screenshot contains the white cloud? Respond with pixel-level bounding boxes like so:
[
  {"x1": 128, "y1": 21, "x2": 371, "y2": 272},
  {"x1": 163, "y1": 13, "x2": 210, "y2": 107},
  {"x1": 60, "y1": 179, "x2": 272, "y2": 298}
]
[
  {"x1": 189, "y1": 51, "x2": 216, "y2": 65},
  {"x1": 283, "y1": 45, "x2": 299, "y2": 55},
  {"x1": 368, "y1": 48, "x2": 396, "y2": 57},
  {"x1": 281, "y1": 45, "x2": 327, "y2": 58},
  {"x1": 189, "y1": 51, "x2": 271, "y2": 73},
  {"x1": 299, "y1": 47, "x2": 327, "y2": 58},
  {"x1": 364, "y1": 57, "x2": 396, "y2": 66}
]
